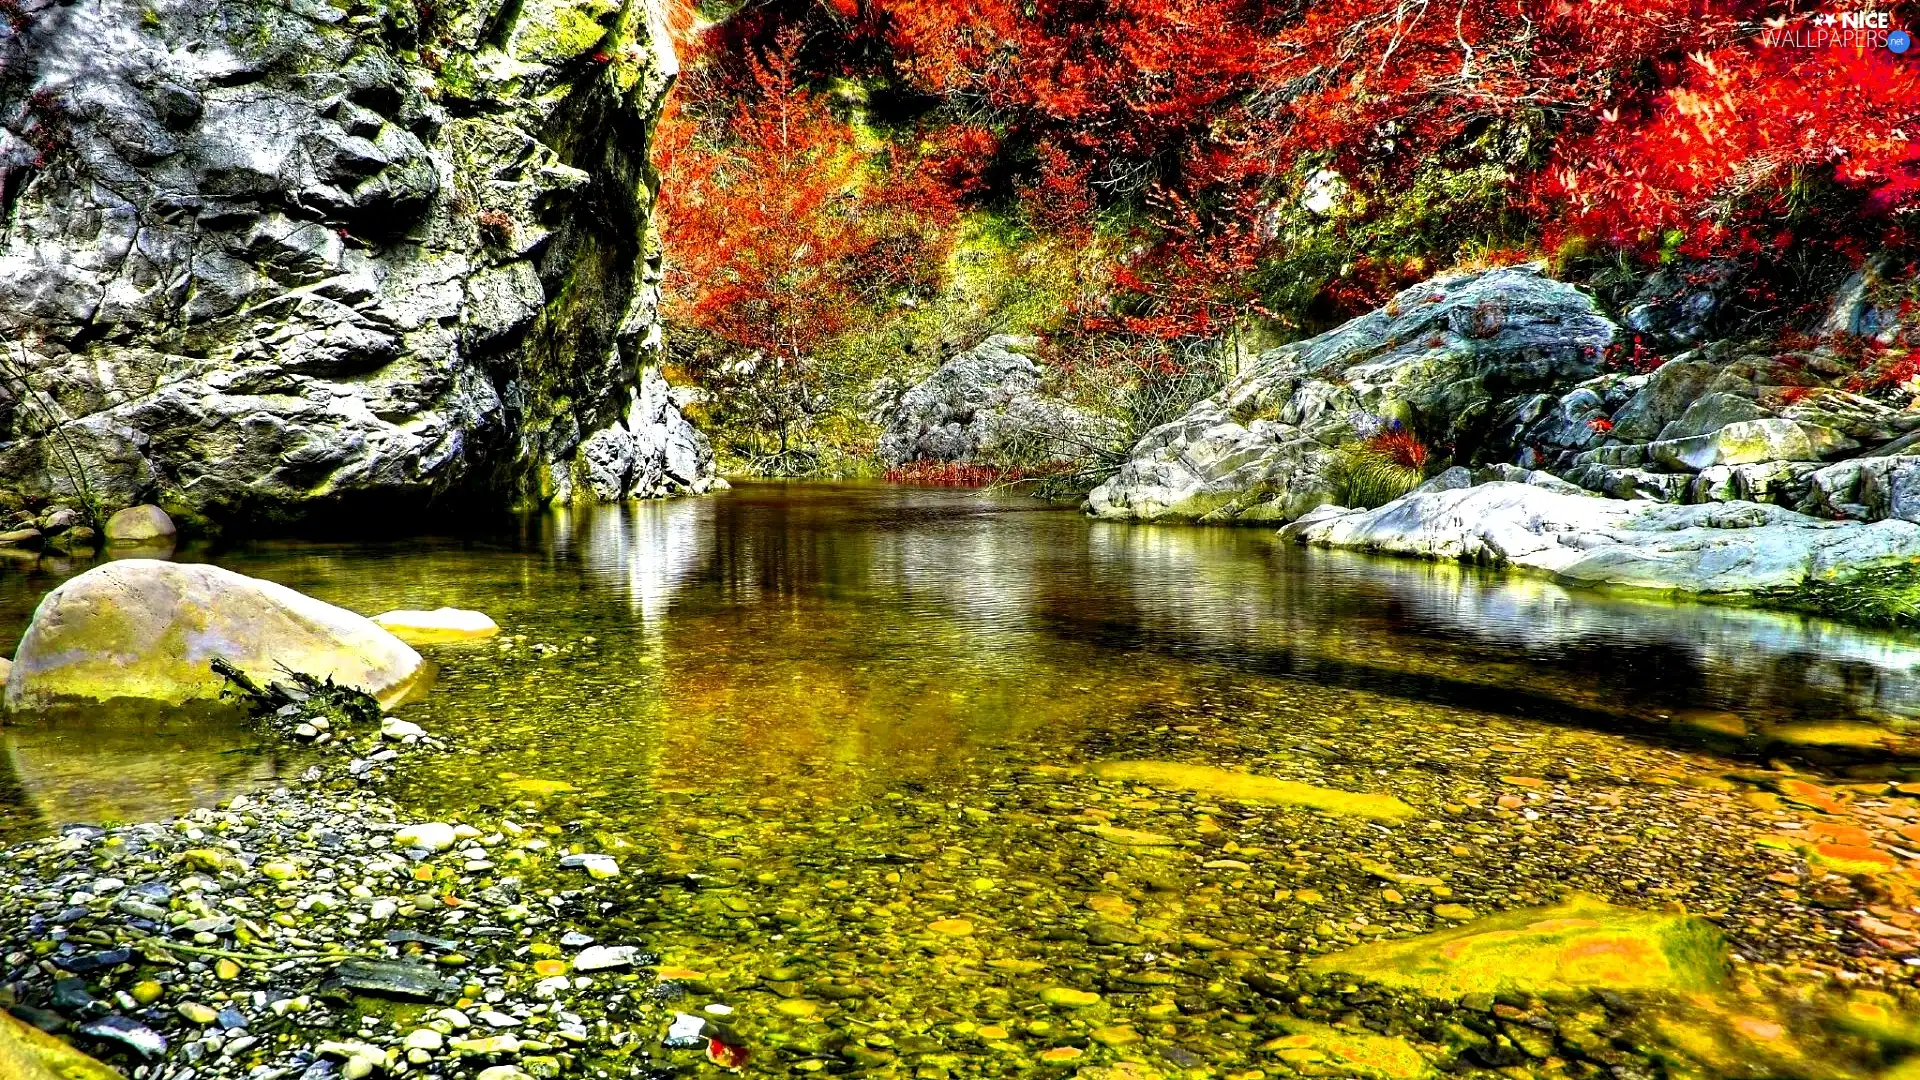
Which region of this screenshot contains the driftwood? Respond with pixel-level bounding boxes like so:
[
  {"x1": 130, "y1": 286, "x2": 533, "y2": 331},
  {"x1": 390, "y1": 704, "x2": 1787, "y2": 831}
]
[{"x1": 211, "y1": 658, "x2": 382, "y2": 730}]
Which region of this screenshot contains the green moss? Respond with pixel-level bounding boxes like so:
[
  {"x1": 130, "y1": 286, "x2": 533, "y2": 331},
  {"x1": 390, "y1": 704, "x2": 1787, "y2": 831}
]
[{"x1": 1764, "y1": 562, "x2": 1920, "y2": 628}]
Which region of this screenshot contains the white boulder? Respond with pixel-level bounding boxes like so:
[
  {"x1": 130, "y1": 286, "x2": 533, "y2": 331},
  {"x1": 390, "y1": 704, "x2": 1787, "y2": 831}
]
[{"x1": 371, "y1": 608, "x2": 501, "y2": 645}]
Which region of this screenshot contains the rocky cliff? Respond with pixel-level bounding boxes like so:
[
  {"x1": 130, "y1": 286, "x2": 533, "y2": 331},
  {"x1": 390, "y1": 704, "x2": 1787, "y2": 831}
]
[{"x1": 0, "y1": 0, "x2": 714, "y2": 530}]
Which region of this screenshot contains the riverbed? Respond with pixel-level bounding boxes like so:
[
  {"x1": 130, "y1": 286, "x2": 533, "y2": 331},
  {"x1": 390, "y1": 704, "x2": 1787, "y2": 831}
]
[{"x1": 4, "y1": 483, "x2": 1920, "y2": 1078}]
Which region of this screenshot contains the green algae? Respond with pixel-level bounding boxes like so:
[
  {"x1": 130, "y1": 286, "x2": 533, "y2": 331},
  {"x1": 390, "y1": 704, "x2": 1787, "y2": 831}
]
[
  {"x1": 1260, "y1": 1021, "x2": 1433, "y2": 1080},
  {"x1": 1308, "y1": 891, "x2": 1729, "y2": 998},
  {"x1": 1088, "y1": 759, "x2": 1417, "y2": 823}
]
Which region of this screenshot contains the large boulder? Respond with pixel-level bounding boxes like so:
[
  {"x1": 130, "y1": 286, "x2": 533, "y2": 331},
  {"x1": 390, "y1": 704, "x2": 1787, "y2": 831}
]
[
  {"x1": 0, "y1": 0, "x2": 711, "y2": 525},
  {"x1": 4, "y1": 560, "x2": 426, "y2": 710},
  {"x1": 0, "y1": 1010, "x2": 123, "y2": 1080},
  {"x1": 1087, "y1": 265, "x2": 1618, "y2": 521},
  {"x1": 1285, "y1": 481, "x2": 1920, "y2": 598},
  {"x1": 876, "y1": 336, "x2": 1121, "y2": 470}
]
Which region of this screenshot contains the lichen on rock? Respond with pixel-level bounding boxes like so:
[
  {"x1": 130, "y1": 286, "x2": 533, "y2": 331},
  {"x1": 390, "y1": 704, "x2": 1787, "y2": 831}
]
[{"x1": 0, "y1": 0, "x2": 712, "y2": 528}]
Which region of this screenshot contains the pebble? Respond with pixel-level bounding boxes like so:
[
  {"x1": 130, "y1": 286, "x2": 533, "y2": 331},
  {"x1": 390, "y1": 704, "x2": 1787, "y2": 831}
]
[
  {"x1": 395, "y1": 822, "x2": 457, "y2": 852},
  {"x1": 572, "y1": 945, "x2": 638, "y2": 971},
  {"x1": 557, "y1": 853, "x2": 619, "y2": 879}
]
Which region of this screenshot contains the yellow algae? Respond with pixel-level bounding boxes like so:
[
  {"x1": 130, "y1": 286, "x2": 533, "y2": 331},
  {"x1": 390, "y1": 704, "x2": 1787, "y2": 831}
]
[
  {"x1": 1310, "y1": 892, "x2": 1726, "y2": 997},
  {"x1": 1079, "y1": 824, "x2": 1178, "y2": 847},
  {"x1": 1089, "y1": 760, "x2": 1415, "y2": 823}
]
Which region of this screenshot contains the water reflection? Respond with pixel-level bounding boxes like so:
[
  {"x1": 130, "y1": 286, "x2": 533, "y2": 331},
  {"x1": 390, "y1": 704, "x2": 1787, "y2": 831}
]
[
  {"x1": 3, "y1": 482, "x2": 1920, "y2": 839},
  {"x1": 0, "y1": 705, "x2": 300, "y2": 844}
]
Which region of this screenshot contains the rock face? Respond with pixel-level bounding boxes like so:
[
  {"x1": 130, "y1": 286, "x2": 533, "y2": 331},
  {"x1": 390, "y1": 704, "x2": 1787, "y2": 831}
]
[
  {"x1": 1087, "y1": 265, "x2": 1618, "y2": 521},
  {"x1": 876, "y1": 336, "x2": 1119, "y2": 469},
  {"x1": 1285, "y1": 481, "x2": 1920, "y2": 598},
  {"x1": 5, "y1": 559, "x2": 426, "y2": 710},
  {"x1": 0, "y1": 0, "x2": 713, "y2": 527}
]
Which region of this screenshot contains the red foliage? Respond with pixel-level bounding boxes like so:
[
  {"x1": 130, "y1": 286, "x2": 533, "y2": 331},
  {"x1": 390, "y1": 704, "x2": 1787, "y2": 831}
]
[
  {"x1": 661, "y1": 0, "x2": 1920, "y2": 370},
  {"x1": 885, "y1": 461, "x2": 1022, "y2": 486},
  {"x1": 1366, "y1": 429, "x2": 1429, "y2": 471},
  {"x1": 656, "y1": 27, "x2": 958, "y2": 365}
]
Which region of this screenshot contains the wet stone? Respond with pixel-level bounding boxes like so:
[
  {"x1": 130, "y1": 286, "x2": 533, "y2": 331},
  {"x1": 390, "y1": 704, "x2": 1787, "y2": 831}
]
[{"x1": 319, "y1": 960, "x2": 451, "y2": 1003}]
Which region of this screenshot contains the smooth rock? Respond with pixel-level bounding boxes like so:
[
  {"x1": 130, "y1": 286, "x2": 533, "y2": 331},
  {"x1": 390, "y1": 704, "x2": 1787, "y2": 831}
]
[
  {"x1": 395, "y1": 823, "x2": 456, "y2": 852},
  {"x1": 380, "y1": 717, "x2": 426, "y2": 741},
  {"x1": 1087, "y1": 760, "x2": 1415, "y2": 823},
  {"x1": 572, "y1": 945, "x2": 638, "y2": 971},
  {"x1": 1309, "y1": 891, "x2": 1726, "y2": 996},
  {"x1": 320, "y1": 960, "x2": 451, "y2": 1002},
  {"x1": 370, "y1": 608, "x2": 502, "y2": 645},
  {"x1": 1650, "y1": 418, "x2": 1856, "y2": 472},
  {"x1": 1288, "y1": 482, "x2": 1920, "y2": 598},
  {"x1": 103, "y1": 505, "x2": 176, "y2": 545},
  {"x1": 4, "y1": 560, "x2": 426, "y2": 710}
]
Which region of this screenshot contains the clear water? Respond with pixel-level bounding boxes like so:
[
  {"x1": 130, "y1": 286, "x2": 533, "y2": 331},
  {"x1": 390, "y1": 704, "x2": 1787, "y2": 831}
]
[{"x1": 5, "y1": 482, "x2": 1920, "y2": 1076}]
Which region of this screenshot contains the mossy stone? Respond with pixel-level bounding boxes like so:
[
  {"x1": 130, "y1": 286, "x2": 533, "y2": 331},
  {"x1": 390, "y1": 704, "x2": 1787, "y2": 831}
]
[{"x1": 1308, "y1": 892, "x2": 1727, "y2": 997}]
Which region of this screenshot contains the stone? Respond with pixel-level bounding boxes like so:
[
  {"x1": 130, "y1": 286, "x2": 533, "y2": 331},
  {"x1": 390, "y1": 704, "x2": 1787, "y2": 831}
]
[
  {"x1": 1650, "y1": 418, "x2": 1856, "y2": 472},
  {"x1": 1089, "y1": 265, "x2": 1617, "y2": 521},
  {"x1": 1038, "y1": 987, "x2": 1101, "y2": 1008},
  {"x1": 1079, "y1": 825, "x2": 1178, "y2": 847},
  {"x1": 875, "y1": 336, "x2": 1121, "y2": 470},
  {"x1": 1655, "y1": 392, "x2": 1772, "y2": 442},
  {"x1": 395, "y1": 823, "x2": 457, "y2": 852},
  {"x1": 1259, "y1": 1022, "x2": 1432, "y2": 1080},
  {"x1": 102, "y1": 505, "x2": 176, "y2": 545},
  {"x1": 1308, "y1": 892, "x2": 1727, "y2": 997},
  {"x1": 1623, "y1": 259, "x2": 1737, "y2": 347},
  {"x1": 0, "y1": 1009, "x2": 123, "y2": 1080},
  {"x1": 320, "y1": 960, "x2": 451, "y2": 1002},
  {"x1": 0, "y1": 0, "x2": 706, "y2": 523},
  {"x1": 177, "y1": 1003, "x2": 218, "y2": 1025},
  {"x1": 380, "y1": 717, "x2": 426, "y2": 741},
  {"x1": 1287, "y1": 482, "x2": 1920, "y2": 600},
  {"x1": 572, "y1": 945, "x2": 638, "y2": 971},
  {"x1": 371, "y1": 608, "x2": 502, "y2": 645},
  {"x1": 4, "y1": 560, "x2": 426, "y2": 711},
  {"x1": 1087, "y1": 760, "x2": 1415, "y2": 823},
  {"x1": 558, "y1": 853, "x2": 619, "y2": 879},
  {"x1": 0, "y1": 528, "x2": 43, "y2": 550},
  {"x1": 75, "y1": 1016, "x2": 166, "y2": 1059}
]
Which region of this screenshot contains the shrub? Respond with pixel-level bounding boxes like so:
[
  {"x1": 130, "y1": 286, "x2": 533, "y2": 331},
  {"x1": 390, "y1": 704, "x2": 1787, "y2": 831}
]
[{"x1": 1326, "y1": 442, "x2": 1426, "y2": 510}]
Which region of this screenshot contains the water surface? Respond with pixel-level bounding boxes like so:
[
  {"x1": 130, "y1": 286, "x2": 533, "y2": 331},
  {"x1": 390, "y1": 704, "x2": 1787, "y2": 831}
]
[{"x1": 4, "y1": 483, "x2": 1920, "y2": 1075}]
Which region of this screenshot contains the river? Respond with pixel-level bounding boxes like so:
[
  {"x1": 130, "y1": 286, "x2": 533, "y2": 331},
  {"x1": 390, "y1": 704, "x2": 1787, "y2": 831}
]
[{"x1": 3, "y1": 482, "x2": 1919, "y2": 1076}]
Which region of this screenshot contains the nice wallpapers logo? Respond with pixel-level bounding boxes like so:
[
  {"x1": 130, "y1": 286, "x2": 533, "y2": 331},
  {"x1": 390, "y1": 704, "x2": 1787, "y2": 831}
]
[{"x1": 1762, "y1": 8, "x2": 1912, "y2": 51}]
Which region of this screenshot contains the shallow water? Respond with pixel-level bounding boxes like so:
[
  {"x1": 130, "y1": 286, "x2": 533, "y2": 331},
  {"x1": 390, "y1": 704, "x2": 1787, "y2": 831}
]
[{"x1": 5, "y1": 482, "x2": 1920, "y2": 1075}]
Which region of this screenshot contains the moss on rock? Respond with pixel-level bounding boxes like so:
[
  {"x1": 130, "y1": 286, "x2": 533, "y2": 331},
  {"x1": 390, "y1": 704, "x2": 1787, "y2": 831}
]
[{"x1": 1308, "y1": 891, "x2": 1728, "y2": 998}]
